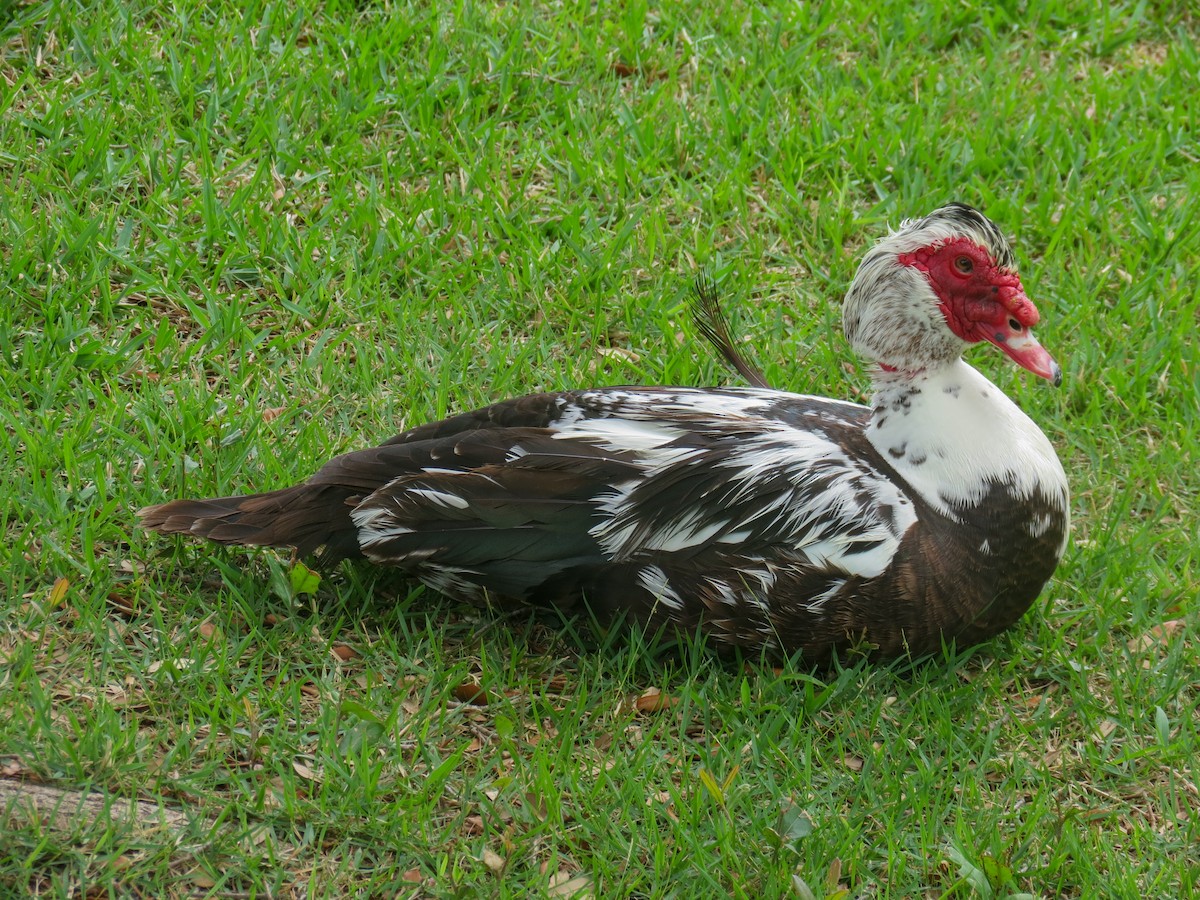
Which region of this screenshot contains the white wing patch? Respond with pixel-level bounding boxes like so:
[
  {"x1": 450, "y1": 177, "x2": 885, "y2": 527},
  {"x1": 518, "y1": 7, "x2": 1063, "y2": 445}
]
[
  {"x1": 352, "y1": 502, "x2": 414, "y2": 547},
  {"x1": 638, "y1": 565, "x2": 685, "y2": 610},
  {"x1": 552, "y1": 416, "x2": 686, "y2": 451},
  {"x1": 406, "y1": 487, "x2": 470, "y2": 510},
  {"x1": 548, "y1": 390, "x2": 918, "y2": 578}
]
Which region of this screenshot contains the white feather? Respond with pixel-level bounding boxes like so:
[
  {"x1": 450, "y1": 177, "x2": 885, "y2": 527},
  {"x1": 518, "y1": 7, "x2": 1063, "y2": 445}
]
[
  {"x1": 638, "y1": 565, "x2": 685, "y2": 610},
  {"x1": 352, "y1": 504, "x2": 414, "y2": 548},
  {"x1": 551, "y1": 415, "x2": 685, "y2": 451}
]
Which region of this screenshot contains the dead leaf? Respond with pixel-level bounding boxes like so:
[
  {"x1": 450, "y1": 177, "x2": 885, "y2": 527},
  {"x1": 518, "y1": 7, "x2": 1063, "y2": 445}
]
[
  {"x1": 331, "y1": 643, "x2": 359, "y2": 661},
  {"x1": 47, "y1": 577, "x2": 70, "y2": 608},
  {"x1": 189, "y1": 871, "x2": 217, "y2": 889},
  {"x1": 825, "y1": 858, "x2": 847, "y2": 896},
  {"x1": 634, "y1": 687, "x2": 679, "y2": 714},
  {"x1": 452, "y1": 679, "x2": 489, "y2": 706},
  {"x1": 463, "y1": 814, "x2": 485, "y2": 836},
  {"x1": 261, "y1": 406, "x2": 287, "y2": 422},
  {"x1": 292, "y1": 760, "x2": 319, "y2": 781},
  {"x1": 481, "y1": 848, "x2": 506, "y2": 875},
  {"x1": 106, "y1": 592, "x2": 138, "y2": 618},
  {"x1": 596, "y1": 346, "x2": 640, "y2": 363},
  {"x1": 1126, "y1": 619, "x2": 1186, "y2": 653},
  {"x1": 548, "y1": 871, "x2": 593, "y2": 898},
  {"x1": 841, "y1": 755, "x2": 864, "y2": 772},
  {"x1": 197, "y1": 622, "x2": 221, "y2": 643},
  {"x1": 609, "y1": 60, "x2": 667, "y2": 81}
]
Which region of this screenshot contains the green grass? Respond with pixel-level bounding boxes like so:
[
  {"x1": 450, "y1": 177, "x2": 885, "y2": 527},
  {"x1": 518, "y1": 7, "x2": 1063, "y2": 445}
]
[{"x1": 2, "y1": 0, "x2": 1198, "y2": 896}]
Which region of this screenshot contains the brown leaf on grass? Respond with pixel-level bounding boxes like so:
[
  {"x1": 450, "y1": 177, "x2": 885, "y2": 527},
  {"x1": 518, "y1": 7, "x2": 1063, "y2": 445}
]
[
  {"x1": 462, "y1": 814, "x2": 485, "y2": 836},
  {"x1": 106, "y1": 591, "x2": 138, "y2": 618},
  {"x1": 1025, "y1": 689, "x2": 1054, "y2": 709},
  {"x1": 189, "y1": 871, "x2": 217, "y2": 890},
  {"x1": 481, "y1": 848, "x2": 506, "y2": 875},
  {"x1": 596, "y1": 346, "x2": 640, "y2": 363},
  {"x1": 634, "y1": 687, "x2": 679, "y2": 714},
  {"x1": 825, "y1": 858, "x2": 850, "y2": 898},
  {"x1": 1126, "y1": 619, "x2": 1186, "y2": 653},
  {"x1": 1041, "y1": 742, "x2": 1064, "y2": 769},
  {"x1": 548, "y1": 871, "x2": 593, "y2": 898},
  {"x1": 841, "y1": 755, "x2": 864, "y2": 772},
  {"x1": 197, "y1": 621, "x2": 221, "y2": 643},
  {"x1": 452, "y1": 679, "x2": 489, "y2": 705},
  {"x1": 261, "y1": 406, "x2": 288, "y2": 423},
  {"x1": 401, "y1": 867, "x2": 425, "y2": 884},
  {"x1": 609, "y1": 60, "x2": 668, "y2": 81},
  {"x1": 331, "y1": 643, "x2": 358, "y2": 661}
]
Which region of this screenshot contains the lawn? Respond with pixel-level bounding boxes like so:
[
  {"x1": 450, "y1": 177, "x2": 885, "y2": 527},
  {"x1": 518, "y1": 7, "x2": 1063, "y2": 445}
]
[{"x1": 1, "y1": 0, "x2": 1197, "y2": 897}]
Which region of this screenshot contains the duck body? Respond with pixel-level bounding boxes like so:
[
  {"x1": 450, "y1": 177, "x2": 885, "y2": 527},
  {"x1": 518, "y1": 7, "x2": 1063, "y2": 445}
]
[{"x1": 142, "y1": 204, "x2": 1070, "y2": 663}]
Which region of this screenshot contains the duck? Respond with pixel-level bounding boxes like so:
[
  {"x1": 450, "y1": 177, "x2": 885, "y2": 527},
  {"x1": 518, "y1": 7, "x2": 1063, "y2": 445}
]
[{"x1": 140, "y1": 203, "x2": 1070, "y2": 663}]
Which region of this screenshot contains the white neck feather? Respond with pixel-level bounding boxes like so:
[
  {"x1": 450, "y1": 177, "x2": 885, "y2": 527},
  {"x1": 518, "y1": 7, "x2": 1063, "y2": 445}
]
[{"x1": 866, "y1": 360, "x2": 1068, "y2": 517}]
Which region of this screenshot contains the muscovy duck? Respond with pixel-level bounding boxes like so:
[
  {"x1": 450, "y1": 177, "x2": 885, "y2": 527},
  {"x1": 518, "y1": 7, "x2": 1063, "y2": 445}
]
[{"x1": 141, "y1": 203, "x2": 1069, "y2": 662}]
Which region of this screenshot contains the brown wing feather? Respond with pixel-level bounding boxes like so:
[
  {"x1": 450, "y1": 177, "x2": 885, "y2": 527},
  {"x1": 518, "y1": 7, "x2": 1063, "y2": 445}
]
[{"x1": 139, "y1": 393, "x2": 577, "y2": 560}]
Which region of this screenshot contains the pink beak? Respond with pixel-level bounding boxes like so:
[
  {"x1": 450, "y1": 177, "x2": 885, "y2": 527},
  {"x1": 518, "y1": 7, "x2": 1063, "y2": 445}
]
[{"x1": 987, "y1": 323, "x2": 1063, "y2": 387}]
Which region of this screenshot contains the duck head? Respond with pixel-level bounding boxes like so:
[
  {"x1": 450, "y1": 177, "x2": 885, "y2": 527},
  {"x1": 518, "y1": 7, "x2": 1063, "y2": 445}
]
[{"x1": 842, "y1": 203, "x2": 1062, "y2": 386}]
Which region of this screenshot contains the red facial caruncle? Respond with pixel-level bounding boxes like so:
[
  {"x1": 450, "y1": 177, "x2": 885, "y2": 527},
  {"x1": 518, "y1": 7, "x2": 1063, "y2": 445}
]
[{"x1": 899, "y1": 237, "x2": 1062, "y2": 385}]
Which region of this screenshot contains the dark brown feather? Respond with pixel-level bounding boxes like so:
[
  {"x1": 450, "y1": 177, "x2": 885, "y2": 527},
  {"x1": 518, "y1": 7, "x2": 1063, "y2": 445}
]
[{"x1": 690, "y1": 276, "x2": 771, "y2": 388}]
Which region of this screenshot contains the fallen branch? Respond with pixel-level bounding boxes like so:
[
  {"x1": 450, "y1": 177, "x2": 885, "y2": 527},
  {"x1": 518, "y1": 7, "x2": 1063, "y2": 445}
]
[{"x1": 0, "y1": 775, "x2": 199, "y2": 837}]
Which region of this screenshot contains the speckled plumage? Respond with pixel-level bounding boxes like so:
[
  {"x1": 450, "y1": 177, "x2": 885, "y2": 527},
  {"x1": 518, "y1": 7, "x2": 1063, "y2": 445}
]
[{"x1": 141, "y1": 203, "x2": 1070, "y2": 663}]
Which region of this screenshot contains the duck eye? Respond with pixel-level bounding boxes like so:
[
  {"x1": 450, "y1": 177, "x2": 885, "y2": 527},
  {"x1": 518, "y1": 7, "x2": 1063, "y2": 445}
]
[
  {"x1": 1008, "y1": 317, "x2": 1021, "y2": 331},
  {"x1": 954, "y1": 256, "x2": 974, "y2": 274}
]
